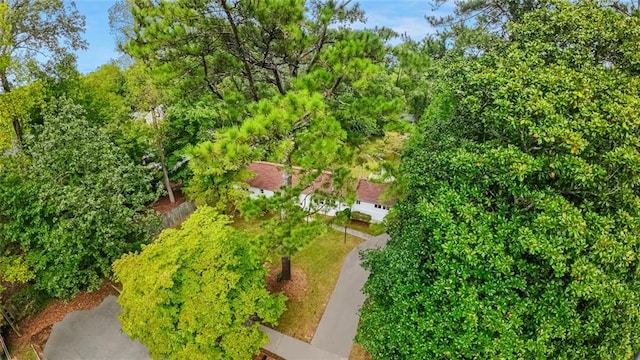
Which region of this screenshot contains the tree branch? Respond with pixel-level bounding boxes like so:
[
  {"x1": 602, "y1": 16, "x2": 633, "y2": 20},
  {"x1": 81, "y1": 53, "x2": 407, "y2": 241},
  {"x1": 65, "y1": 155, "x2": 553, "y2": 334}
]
[
  {"x1": 219, "y1": 0, "x2": 259, "y2": 101},
  {"x1": 201, "y1": 54, "x2": 224, "y2": 100}
]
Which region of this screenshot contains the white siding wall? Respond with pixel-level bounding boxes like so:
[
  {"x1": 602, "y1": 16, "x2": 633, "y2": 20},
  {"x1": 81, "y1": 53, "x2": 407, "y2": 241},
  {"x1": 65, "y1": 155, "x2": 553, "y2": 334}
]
[
  {"x1": 249, "y1": 187, "x2": 275, "y2": 199},
  {"x1": 248, "y1": 187, "x2": 389, "y2": 222},
  {"x1": 297, "y1": 194, "x2": 348, "y2": 217},
  {"x1": 352, "y1": 202, "x2": 389, "y2": 223}
]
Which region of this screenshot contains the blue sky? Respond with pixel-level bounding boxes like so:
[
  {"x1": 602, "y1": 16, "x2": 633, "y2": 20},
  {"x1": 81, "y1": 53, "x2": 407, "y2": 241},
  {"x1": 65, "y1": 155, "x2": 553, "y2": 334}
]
[{"x1": 72, "y1": 0, "x2": 452, "y2": 74}]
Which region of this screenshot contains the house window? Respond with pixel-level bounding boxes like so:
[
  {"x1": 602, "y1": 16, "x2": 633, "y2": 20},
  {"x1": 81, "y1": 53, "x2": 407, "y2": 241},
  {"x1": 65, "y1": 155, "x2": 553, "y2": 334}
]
[
  {"x1": 374, "y1": 204, "x2": 389, "y2": 210},
  {"x1": 260, "y1": 189, "x2": 264, "y2": 194},
  {"x1": 374, "y1": 204, "x2": 381, "y2": 209},
  {"x1": 356, "y1": 200, "x2": 361, "y2": 205}
]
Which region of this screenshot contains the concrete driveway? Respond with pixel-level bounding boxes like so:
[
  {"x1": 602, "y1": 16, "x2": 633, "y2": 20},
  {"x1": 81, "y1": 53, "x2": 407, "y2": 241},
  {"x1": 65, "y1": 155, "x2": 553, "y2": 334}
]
[{"x1": 44, "y1": 296, "x2": 150, "y2": 360}]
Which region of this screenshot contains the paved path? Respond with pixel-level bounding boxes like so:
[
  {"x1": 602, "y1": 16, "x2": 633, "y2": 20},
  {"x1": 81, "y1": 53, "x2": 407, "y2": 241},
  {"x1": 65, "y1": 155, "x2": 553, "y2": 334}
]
[
  {"x1": 260, "y1": 326, "x2": 344, "y2": 360},
  {"x1": 44, "y1": 226, "x2": 388, "y2": 360},
  {"x1": 310, "y1": 226, "x2": 389, "y2": 358},
  {"x1": 44, "y1": 296, "x2": 151, "y2": 360}
]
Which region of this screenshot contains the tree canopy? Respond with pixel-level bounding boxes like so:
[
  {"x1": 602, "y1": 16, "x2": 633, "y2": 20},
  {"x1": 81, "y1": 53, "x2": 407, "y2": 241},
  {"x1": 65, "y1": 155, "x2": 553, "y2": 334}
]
[
  {"x1": 358, "y1": 1, "x2": 640, "y2": 358},
  {"x1": 0, "y1": 0, "x2": 86, "y2": 147},
  {"x1": 0, "y1": 99, "x2": 158, "y2": 298},
  {"x1": 114, "y1": 206, "x2": 286, "y2": 360}
]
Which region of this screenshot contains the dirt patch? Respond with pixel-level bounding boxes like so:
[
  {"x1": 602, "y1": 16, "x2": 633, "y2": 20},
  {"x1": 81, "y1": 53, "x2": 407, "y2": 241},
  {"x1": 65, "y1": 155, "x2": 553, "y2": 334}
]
[
  {"x1": 6, "y1": 280, "x2": 119, "y2": 356},
  {"x1": 265, "y1": 266, "x2": 308, "y2": 300},
  {"x1": 254, "y1": 349, "x2": 284, "y2": 360},
  {"x1": 152, "y1": 187, "x2": 187, "y2": 214}
]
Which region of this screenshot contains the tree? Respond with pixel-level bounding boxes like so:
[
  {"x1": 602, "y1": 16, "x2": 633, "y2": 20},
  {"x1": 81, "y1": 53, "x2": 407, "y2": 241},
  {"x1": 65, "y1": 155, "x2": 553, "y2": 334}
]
[
  {"x1": 75, "y1": 64, "x2": 154, "y2": 164},
  {"x1": 126, "y1": 61, "x2": 175, "y2": 202},
  {"x1": 358, "y1": 1, "x2": 640, "y2": 358},
  {"x1": 0, "y1": 80, "x2": 44, "y2": 151},
  {"x1": 188, "y1": 90, "x2": 350, "y2": 280},
  {"x1": 0, "y1": 0, "x2": 86, "y2": 147},
  {"x1": 119, "y1": 0, "x2": 402, "y2": 145},
  {"x1": 114, "y1": 206, "x2": 286, "y2": 360},
  {"x1": 0, "y1": 99, "x2": 158, "y2": 298}
]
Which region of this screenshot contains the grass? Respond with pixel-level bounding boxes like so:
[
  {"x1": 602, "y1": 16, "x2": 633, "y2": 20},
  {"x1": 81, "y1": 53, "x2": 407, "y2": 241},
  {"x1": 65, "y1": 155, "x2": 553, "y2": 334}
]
[
  {"x1": 350, "y1": 343, "x2": 373, "y2": 360},
  {"x1": 273, "y1": 228, "x2": 363, "y2": 341},
  {"x1": 230, "y1": 214, "x2": 267, "y2": 235},
  {"x1": 8, "y1": 343, "x2": 39, "y2": 360},
  {"x1": 345, "y1": 220, "x2": 385, "y2": 236},
  {"x1": 350, "y1": 131, "x2": 407, "y2": 179},
  {"x1": 232, "y1": 216, "x2": 366, "y2": 342}
]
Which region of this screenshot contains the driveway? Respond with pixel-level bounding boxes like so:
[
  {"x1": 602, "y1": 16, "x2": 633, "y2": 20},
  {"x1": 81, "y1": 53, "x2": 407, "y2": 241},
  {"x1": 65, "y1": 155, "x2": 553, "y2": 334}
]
[{"x1": 43, "y1": 296, "x2": 150, "y2": 360}]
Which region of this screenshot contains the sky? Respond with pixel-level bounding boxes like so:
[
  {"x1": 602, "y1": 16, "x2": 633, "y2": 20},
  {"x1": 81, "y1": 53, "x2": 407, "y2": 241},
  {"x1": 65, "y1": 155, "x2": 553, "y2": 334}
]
[{"x1": 71, "y1": 0, "x2": 453, "y2": 74}]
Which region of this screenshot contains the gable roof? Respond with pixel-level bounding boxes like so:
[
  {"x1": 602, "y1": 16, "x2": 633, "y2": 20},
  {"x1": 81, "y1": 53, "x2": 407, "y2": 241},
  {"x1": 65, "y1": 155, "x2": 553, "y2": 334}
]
[
  {"x1": 246, "y1": 161, "x2": 283, "y2": 191},
  {"x1": 246, "y1": 161, "x2": 334, "y2": 194},
  {"x1": 247, "y1": 161, "x2": 395, "y2": 205},
  {"x1": 355, "y1": 178, "x2": 394, "y2": 206}
]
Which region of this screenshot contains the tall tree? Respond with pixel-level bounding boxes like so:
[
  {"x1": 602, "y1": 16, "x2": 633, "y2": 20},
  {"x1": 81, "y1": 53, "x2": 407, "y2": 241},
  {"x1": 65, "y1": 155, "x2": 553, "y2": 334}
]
[
  {"x1": 0, "y1": 80, "x2": 44, "y2": 151},
  {"x1": 0, "y1": 99, "x2": 158, "y2": 298},
  {"x1": 114, "y1": 206, "x2": 286, "y2": 360},
  {"x1": 0, "y1": 0, "x2": 86, "y2": 147},
  {"x1": 126, "y1": 61, "x2": 175, "y2": 202},
  {"x1": 187, "y1": 90, "x2": 350, "y2": 280},
  {"x1": 119, "y1": 0, "x2": 401, "y2": 144},
  {"x1": 358, "y1": 1, "x2": 640, "y2": 358}
]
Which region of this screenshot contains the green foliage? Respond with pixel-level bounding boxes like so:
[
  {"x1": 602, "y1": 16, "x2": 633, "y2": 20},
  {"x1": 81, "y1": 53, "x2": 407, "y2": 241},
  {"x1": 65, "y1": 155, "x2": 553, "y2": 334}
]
[
  {"x1": 350, "y1": 211, "x2": 372, "y2": 224},
  {"x1": 122, "y1": 0, "x2": 402, "y2": 145},
  {"x1": 390, "y1": 39, "x2": 443, "y2": 120},
  {"x1": 76, "y1": 64, "x2": 129, "y2": 126},
  {"x1": 187, "y1": 90, "x2": 347, "y2": 209},
  {"x1": 6, "y1": 285, "x2": 53, "y2": 322},
  {"x1": 114, "y1": 206, "x2": 286, "y2": 360},
  {"x1": 187, "y1": 89, "x2": 352, "y2": 268},
  {"x1": 0, "y1": 99, "x2": 158, "y2": 299},
  {"x1": 368, "y1": 223, "x2": 386, "y2": 236},
  {"x1": 0, "y1": 80, "x2": 45, "y2": 150},
  {"x1": 0, "y1": 0, "x2": 86, "y2": 92},
  {"x1": 334, "y1": 207, "x2": 352, "y2": 227},
  {"x1": 244, "y1": 196, "x2": 328, "y2": 259},
  {"x1": 358, "y1": 1, "x2": 640, "y2": 359}
]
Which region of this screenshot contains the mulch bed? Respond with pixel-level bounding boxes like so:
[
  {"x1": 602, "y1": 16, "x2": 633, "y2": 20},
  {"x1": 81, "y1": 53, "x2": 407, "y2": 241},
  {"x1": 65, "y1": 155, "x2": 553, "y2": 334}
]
[
  {"x1": 152, "y1": 187, "x2": 187, "y2": 214},
  {"x1": 265, "y1": 266, "x2": 308, "y2": 300},
  {"x1": 6, "y1": 280, "x2": 119, "y2": 358}
]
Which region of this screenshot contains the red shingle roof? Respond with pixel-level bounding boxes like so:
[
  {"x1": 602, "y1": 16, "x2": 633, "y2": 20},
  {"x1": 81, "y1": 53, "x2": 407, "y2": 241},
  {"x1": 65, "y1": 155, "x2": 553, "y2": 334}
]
[
  {"x1": 246, "y1": 162, "x2": 283, "y2": 191},
  {"x1": 300, "y1": 170, "x2": 333, "y2": 195},
  {"x1": 355, "y1": 178, "x2": 394, "y2": 205},
  {"x1": 246, "y1": 161, "x2": 395, "y2": 205}
]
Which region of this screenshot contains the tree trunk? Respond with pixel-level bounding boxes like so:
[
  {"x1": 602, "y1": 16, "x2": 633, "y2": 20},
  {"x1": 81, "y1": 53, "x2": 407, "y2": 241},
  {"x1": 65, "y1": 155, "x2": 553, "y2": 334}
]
[
  {"x1": 11, "y1": 117, "x2": 25, "y2": 149},
  {"x1": 344, "y1": 224, "x2": 347, "y2": 243},
  {"x1": 151, "y1": 107, "x2": 175, "y2": 203},
  {"x1": 280, "y1": 152, "x2": 294, "y2": 280},
  {"x1": 281, "y1": 256, "x2": 291, "y2": 281},
  {"x1": 1, "y1": 74, "x2": 26, "y2": 149},
  {"x1": 0, "y1": 71, "x2": 11, "y2": 93}
]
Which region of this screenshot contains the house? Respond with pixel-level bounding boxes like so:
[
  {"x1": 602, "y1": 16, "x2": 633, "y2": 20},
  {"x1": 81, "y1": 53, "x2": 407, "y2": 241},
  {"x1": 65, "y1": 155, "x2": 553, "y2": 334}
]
[
  {"x1": 352, "y1": 178, "x2": 394, "y2": 222},
  {"x1": 246, "y1": 161, "x2": 395, "y2": 223},
  {"x1": 132, "y1": 105, "x2": 166, "y2": 125}
]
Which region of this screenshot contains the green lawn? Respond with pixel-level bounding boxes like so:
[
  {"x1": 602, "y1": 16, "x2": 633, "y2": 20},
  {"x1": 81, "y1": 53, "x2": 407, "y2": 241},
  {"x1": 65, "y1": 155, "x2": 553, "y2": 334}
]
[
  {"x1": 232, "y1": 217, "x2": 364, "y2": 342},
  {"x1": 272, "y1": 228, "x2": 363, "y2": 342},
  {"x1": 232, "y1": 218, "x2": 363, "y2": 342},
  {"x1": 344, "y1": 220, "x2": 385, "y2": 236}
]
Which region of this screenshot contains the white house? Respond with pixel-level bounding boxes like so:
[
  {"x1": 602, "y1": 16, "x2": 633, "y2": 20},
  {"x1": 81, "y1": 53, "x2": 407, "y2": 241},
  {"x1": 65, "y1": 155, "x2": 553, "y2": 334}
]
[
  {"x1": 246, "y1": 161, "x2": 394, "y2": 223},
  {"x1": 351, "y1": 178, "x2": 393, "y2": 222}
]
